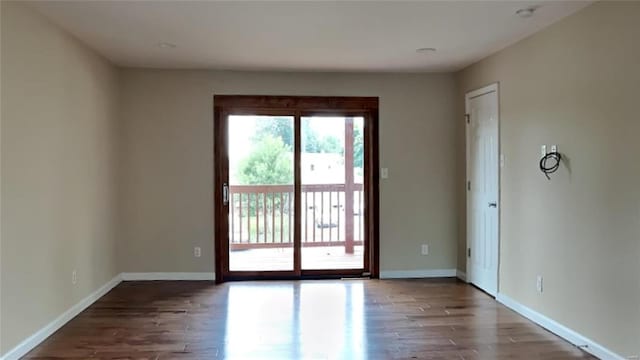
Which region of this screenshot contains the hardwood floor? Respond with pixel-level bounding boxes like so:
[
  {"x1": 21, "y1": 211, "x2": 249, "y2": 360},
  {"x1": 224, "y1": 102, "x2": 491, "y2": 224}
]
[{"x1": 24, "y1": 279, "x2": 595, "y2": 359}]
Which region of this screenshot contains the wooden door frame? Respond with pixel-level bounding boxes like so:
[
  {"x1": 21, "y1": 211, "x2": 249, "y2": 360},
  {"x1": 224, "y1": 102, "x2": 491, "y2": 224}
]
[
  {"x1": 214, "y1": 95, "x2": 379, "y2": 283},
  {"x1": 465, "y1": 83, "x2": 500, "y2": 295}
]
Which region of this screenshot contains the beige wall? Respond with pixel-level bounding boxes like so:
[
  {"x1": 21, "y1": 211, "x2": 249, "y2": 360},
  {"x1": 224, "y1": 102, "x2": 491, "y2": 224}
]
[
  {"x1": 10, "y1": 0, "x2": 638, "y2": 357},
  {"x1": 118, "y1": 70, "x2": 459, "y2": 274},
  {"x1": 457, "y1": 1, "x2": 640, "y2": 357},
  {"x1": 0, "y1": 2, "x2": 121, "y2": 355}
]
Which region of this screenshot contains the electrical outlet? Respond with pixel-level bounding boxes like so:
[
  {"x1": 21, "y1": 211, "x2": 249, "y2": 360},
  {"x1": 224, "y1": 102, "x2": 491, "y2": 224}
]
[
  {"x1": 72, "y1": 270, "x2": 78, "y2": 285},
  {"x1": 551, "y1": 145, "x2": 557, "y2": 153},
  {"x1": 541, "y1": 145, "x2": 547, "y2": 157},
  {"x1": 421, "y1": 244, "x2": 429, "y2": 255},
  {"x1": 194, "y1": 247, "x2": 201, "y2": 258},
  {"x1": 500, "y1": 154, "x2": 505, "y2": 168},
  {"x1": 380, "y1": 168, "x2": 389, "y2": 179},
  {"x1": 536, "y1": 275, "x2": 543, "y2": 293}
]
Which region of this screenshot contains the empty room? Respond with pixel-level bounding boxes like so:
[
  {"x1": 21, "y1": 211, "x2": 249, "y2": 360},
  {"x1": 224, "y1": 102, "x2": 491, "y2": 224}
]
[{"x1": 1, "y1": 1, "x2": 638, "y2": 359}]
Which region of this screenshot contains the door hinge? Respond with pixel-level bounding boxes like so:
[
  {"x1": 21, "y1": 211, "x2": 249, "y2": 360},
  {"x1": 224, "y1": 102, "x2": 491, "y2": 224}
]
[
  {"x1": 465, "y1": 114, "x2": 470, "y2": 124},
  {"x1": 467, "y1": 181, "x2": 471, "y2": 191},
  {"x1": 468, "y1": 248, "x2": 471, "y2": 258}
]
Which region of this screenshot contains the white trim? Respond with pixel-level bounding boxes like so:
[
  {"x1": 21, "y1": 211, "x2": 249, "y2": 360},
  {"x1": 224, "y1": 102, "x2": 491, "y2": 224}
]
[
  {"x1": 120, "y1": 272, "x2": 215, "y2": 281},
  {"x1": 496, "y1": 293, "x2": 626, "y2": 360},
  {"x1": 456, "y1": 270, "x2": 467, "y2": 282},
  {"x1": 0, "y1": 274, "x2": 123, "y2": 360},
  {"x1": 380, "y1": 269, "x2": 456, "y2": 279},
  {"x1": 466, "y1": 82, "x2": 498, "y2": 99},
  {"x1": 465, "y1": 82, "x2": 500, "y2": 296}
]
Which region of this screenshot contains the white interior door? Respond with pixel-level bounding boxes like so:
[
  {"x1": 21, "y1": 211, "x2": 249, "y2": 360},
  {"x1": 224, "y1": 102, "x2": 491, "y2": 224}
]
[{"x1": 466, "y1": 84, "x2": 499, "y2": 296}]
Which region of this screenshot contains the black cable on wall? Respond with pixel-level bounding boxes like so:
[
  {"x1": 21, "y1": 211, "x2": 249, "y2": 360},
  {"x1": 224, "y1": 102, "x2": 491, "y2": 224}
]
[{"x1": 539, "y1": 151, "x2": 562, "y2": 180}]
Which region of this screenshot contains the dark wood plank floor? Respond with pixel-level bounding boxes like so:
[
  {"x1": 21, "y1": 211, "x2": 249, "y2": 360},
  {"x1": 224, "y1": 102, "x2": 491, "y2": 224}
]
[{"x1": 25, "y1": 279, "x2": 595, "y2": 359}]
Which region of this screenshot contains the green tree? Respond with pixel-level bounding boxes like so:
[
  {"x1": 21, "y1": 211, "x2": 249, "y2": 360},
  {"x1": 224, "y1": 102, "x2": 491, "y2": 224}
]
[
  {"x1": 353, "y1": 125, "x2": 363, "y2": 168},
  {"x1": 302, "y1": 121, "x2": 342, "y2": 154},
  {"x1": 237, "y1": 135, "x2": 293, "y2": 185},
  {"x1": 237, "y1": 135, "x2": 292, "y2": 222},
  {"x1": 253, "y1": 117, "x2": 293, "y2": 148},
  {"x1": 302, "y1": 120, "x2": 321, "y2": 153},
  {"x1": 320, "y1": 135, "x2": 341, "y2": 153}
]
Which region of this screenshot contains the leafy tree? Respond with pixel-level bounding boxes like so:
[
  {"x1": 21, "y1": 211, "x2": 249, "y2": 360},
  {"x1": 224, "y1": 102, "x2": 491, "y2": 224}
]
[
  {"x1": 253, "y1": 118, "x2": 344, "y2": 154},
  {"x1": 237, "y1": 135, "x2": 293, "y2": 219},
  {"x1": 238, "y1": 135, "x2": 293, "y2": 185},
  {"x1": 302, "y1": 121, "x2": 321, "y2": 153},
  {"x1": 301, "y1": 121, "x2": 343, "y2": 154},
  {"x1": 253, "y1": 117, "x2": 293, "y2": 148},
  {"x1": 320, "y1": 135, "x2": 341, "y2": 154},
  {"x1": 353, "y1": 125, "x2": 363, "y2": 168}
]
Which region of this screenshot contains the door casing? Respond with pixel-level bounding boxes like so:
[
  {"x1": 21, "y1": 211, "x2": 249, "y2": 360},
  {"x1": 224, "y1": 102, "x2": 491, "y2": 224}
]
[{"x1": 213, "y1": 95, "x2": 379, "y2": 283}]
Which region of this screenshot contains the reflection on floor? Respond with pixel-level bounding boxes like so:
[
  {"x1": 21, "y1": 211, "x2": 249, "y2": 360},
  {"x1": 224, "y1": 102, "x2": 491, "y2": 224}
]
[
  {"x1": 229, "y1": 245, "x2": 364, "y2": 271},
  {"x1": 24, "y1": 279, "x2": 595, "y2": 359}
]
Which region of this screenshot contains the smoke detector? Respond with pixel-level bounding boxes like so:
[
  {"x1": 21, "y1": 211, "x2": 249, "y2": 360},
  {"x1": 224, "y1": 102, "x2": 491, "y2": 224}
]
[{"x1": 516, "y1": 7, "x2": 537, "y2": 18}]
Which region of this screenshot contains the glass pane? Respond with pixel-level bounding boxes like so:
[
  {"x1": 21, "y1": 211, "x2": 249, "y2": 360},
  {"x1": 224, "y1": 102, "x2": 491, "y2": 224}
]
[
  {"x1": 228, "y1": 115, "x2": 294, "y2": 271},
  {"x1": 300, "y1": 116, "x2": 365, "y2": 270}
]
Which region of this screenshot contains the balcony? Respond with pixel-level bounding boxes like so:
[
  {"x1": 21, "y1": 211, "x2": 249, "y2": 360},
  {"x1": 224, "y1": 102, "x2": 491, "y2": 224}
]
[{"x1": 228, "y1": 184, "x2": 364, "y2": 271}]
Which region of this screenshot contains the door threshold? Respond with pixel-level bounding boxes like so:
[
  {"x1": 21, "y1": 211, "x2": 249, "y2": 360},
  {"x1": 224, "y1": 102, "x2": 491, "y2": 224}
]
[
  {"x1": 341, "y1": 277, "x2": 370, "y2": 280},
  {"x1": 221, "y1": 272, "x2": 371, "y2": 282}
]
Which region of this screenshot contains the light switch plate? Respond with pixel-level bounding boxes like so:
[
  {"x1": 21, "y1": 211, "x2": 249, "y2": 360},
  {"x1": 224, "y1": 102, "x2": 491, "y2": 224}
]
[
  {"x1": 536, "y1": 275, "x2": 543, "y2": 293},
  {"x1": 381, "y1": 168, "x2": 389, "y2": 179}
]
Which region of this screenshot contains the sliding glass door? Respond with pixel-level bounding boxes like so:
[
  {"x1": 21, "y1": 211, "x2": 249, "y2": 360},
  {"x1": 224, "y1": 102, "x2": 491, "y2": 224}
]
[
  {"x1": 214, "y1": 96, "x2": 378, "y2": 282},
  {"x1": 300, "y1": 116, "x2": 364, "y2": 270},
  {"x1": 227, "y1": 115, "x2": 294, "y2": 272}
]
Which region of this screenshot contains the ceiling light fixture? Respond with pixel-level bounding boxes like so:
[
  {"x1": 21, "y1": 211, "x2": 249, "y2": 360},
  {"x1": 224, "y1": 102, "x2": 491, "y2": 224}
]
[
  {"x1": 157, "y1": 42, "x2": 177, "y2": 49},
  {"x1": 515, "y1": 7, "x2": 537, "y2": 18},
  {"x1": 416, "y1": 47, "x2": 436, "y2": 54}
]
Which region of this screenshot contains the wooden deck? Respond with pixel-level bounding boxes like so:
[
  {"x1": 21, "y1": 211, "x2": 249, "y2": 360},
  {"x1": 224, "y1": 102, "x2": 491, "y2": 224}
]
[
  {"x1": 229, "y1": 245, "x2": 364, "y2": 271},
  {"x1": 24, "y1": 279, "x2": 595, "y2": 359}
]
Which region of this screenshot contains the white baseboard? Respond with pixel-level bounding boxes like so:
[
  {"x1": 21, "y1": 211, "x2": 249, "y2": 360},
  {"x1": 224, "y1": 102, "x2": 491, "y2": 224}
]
[
  {"x1": 496, "y1": 293, "x2": 626, "y2": 360},
  {"x1": 121, "y1": 272, "x2": 215, "y2": 281},
  {"x1": 456, "y1": 270, "x2": 467, "y2": 282},
  {"x1": 0, "y1": 272, "x2": 215, "y2": 360},
  {"x1": 0, "y1": 274, "x2": 122, "y2": 360},
  {"x1": 380, "y1": 269, "x2": 456, "y2": 279}
]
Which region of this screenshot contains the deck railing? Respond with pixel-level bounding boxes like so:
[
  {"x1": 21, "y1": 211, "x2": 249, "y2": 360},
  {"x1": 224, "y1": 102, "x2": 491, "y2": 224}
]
[{"x1": 229, "y1": 184, "x2": 364, "y2": 251}]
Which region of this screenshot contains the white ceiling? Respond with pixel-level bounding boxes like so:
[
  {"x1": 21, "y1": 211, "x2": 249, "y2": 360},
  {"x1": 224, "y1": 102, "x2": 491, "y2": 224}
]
[{"x1": 29, "y1": 1, "x2": 591, "y2": 73}]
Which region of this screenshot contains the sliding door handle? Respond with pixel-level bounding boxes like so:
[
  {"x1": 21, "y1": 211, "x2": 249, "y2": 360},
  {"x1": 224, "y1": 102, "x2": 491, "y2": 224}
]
[{"x1": 223, "y1": 183, "x2": 229, "y2": 205}]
